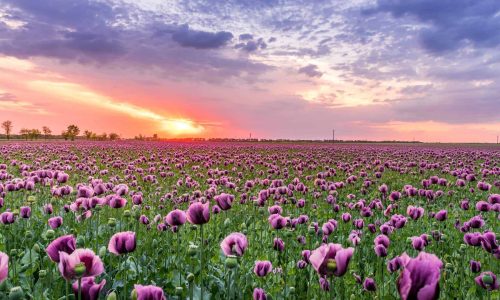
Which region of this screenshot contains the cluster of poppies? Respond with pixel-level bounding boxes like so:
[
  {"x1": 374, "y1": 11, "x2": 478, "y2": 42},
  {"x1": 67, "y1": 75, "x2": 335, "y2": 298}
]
[{"x1": 0, "y1": 141, "x2": 498, "y2": 299}]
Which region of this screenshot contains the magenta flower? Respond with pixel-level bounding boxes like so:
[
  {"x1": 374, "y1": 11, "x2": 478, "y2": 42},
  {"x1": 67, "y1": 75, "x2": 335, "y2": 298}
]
[
  {"x1": 108, "y1": 231, "x2": 136, "y2": 255},
  {"x1": 475, "y1": 271, "x2": 499, "y2": 291},
  {"x1": 221, "y1": 232, "x2": 248, "y2": 257},
  {"x1": 0, "y1": 212, "x2": 15, "y2": 224},
  {"x1": 363, "y1": 277, "x2": 377, "y2": 292},
  {"x1": 186, "y1": 201, "x2": 210, "y2": 225},
  {"x1": 470, "y1": 260, "x2": 481, "y2": 273},
  {"x1": 72, "y1": 277, "x2": 106, "y2": 300},
  {"x1": 46, "y1": 235, "x2": 76, "y2": 262},
  {"x1": 253, "y1": 288, "x2": 267, "y2": 300},
  {"x1": 0, "y1": 251, "x2": 8, "y2": 283},
  {"x1": 309, "y1": 243, "x2": 354, "y2": 277},
  {"x1": 254, "y1": 260, "x2": 272, "y2": 277},
  {"x1": 165, "y1": 209, "x2": 187, "y2": 226},
  {"x1": 20, "y1": 206, "x2": 31, "y2": 218},
  {"x1": 268, "y1": 214, "x2": 287, "y2": 230},
  {"x1": 48, "y1": 216, "x2": 63, "y2": 229},
  {"x1": 133, "y1": 284, "x2": 166, "y2": 300},
  {"x1": 214, "y1": 193, "x2": 234, "y2": 210},
  {"x1": 397, "y1": 252, "x2": 443, "y2": 300},
  {"x1": 58, "y1": 249, "x2": 104, "y2": 280},
  {"x1": 434, "y1": 210, "x2": 447, "y2": 221}
]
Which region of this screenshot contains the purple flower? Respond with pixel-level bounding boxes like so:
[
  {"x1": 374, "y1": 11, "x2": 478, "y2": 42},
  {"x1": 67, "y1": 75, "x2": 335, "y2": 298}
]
[
  {"x1": 273, "y1": 238, "x2": 285, "y2": 252},
  {"x1": 374, "y1": 235, "x2": 390, "y2": 248},
  {"x1": 387, "y1": 256, "x2": 402, "y2": 273},
  {"x1": 20, "y1": 206, "x2": 31, "y2": 218},
  {"x1": 0, "y1": 212, "x2": 15, "y2": 224},
  {"x1": 268, "y1": 214, "x2": 287, "y2": 230},
  {"x1": 254, "y1": 260, "x2": 272, "y2": 277},
  {"x1": 0, "y1": 251, "x2": 8, "y2": 283},
  {"x1": 363, "y1": 278, "x2": 377, "y2": 292},
  {"x1": 319, "y1": 277, "x2": 330, "y2": 291},
  {"x1": 58, "y1": 249, "x2": 104, "y2": 280},
  {"x1": 221, "y1": 232, "x2": 248, "y2": 257},
  {"x1": 46, "y1": 235, "x2": 76, "y2": 262},
  {"x1": 253, "y1": 288, "x2": 267, "y2": 300},
  {"x1": 186, "y1": 201, "x2": 210, "y2": 225},
  {"x1": 215, "y1": 193, "x2": 234, "y2": 211},
  {"x1": 165, "y1": 209, "x2": 187, "y2": 226},
  {"x1": 309, "y1": 243, "x2": 354, "y2": 277},
  {"x1": 475, "y1": 271, "x2": 499, "y2": 291},
  {"x1": 133, "y1": 284, "x2": 166, "y2": 300},
  {"x1": 108, "y1": 231, "x2": 136, "y2": 255},
  {"x1": 397, "y1": 252, "x2": 443, "y2": 300},
  {"x1": 48, "y1": 216, "x2": 63, "y2": 229},
  {"x1": 434, "y1": 210, "x2": 447, "y2": 221},
  {"x1": 72, "y1": 277, "x2": 106, "y2": 300},
  {"x1": 470, "y1": 260, "x2": 481, "y2": 273},
  {"x1": 374, "y1": 244, "x2": 388, "y2": 257}
]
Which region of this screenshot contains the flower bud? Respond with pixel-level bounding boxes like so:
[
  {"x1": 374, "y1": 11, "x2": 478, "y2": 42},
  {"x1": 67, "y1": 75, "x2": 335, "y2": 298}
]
[
  {"x1": 45, "y1": 229, "x2": 55, "y2": 240},
  {"x1": 108, "y1": 218, "x2": 117, "y2": 227},
  {"x1": 38, "y1": 270, "x2": 47, "y2": 278},
  {"x1": 187, "y1": 273, "x2": 195, "y2": 282},
  {"x1": 33, "y1": 244, "x2": 41, "y2": 253},
  {"x1": 99, "y1": 246, "x2": 107, "y2": 257},
  {"x1": 8, "y1": 287, "x2": 24, "y2": 300},
  {"x1": 106, "y1": 291, "x2": 117, "y2": 300},
  {"x1": 188, "y1": 244, "x2": 198, "y2": 257},
  {"x1": 175, "y1": 286, "x2": 183, "y2": 295},
  {"x1": 123, "y1": 210, "x2": 131, "y2": 217}
]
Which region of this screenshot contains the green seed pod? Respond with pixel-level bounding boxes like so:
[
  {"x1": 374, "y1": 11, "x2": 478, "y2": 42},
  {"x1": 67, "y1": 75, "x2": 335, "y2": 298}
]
[
  {"x1": 25, "y1": 230, "x2": 34, "y2": 239},
  {"x1": 38, "y1": 270, "x2": 47, "y2": 278},
  {"x1": 289, "y1": 287, "x2": 295, "y2": 294},
  {"x1": 152, "y1": 239, "x2": 158, "y2": 248},
  {"x1": 27, "y1": 195, "x2": 36, "y2": 203},
  {"x1": 45, "y1": 229, "x2": 55, "y2": 240},
  {"x1": 123, "y1": 210, "x2": 131, "y2": 217},
  {"x1": 74, "y1": 263, "x2": 86, "y2": 277},
  {"x1": 99, "y1": 246, "x2": 107, "y2": 257},
  {"x1": 225, "y1": 255, "x2": 238, "y2": 269},
  {"x1": 175, "y1": 286, "x2": 183, "y2": 295},
  {"x1": 108, "y1": 218, "x2": 117, "y2": 227},
  {"x1": 106, "y1": 291, "x2": 117, "y2": 300},
  {"x1": 33, "y1": 243, "x2": 41, "y2": 253},
  {"x1": 482, "y1": 274, "x2": 494, "y2": 285},
  {"x1": 188, "y1": 244, "x2": 198, "y2": 257},
  {"x1": 224, "y1": 218, "x2": 231, "y2": 227},
  {"x1": 131, "y1": 288, "x2": 138, "y2": 300},
  {"x1": 186, "y1": 273, "x2": 195, "y2": 282},
  {"x1": 8, "y1": 287, "x2": 24, "y2": 300}
]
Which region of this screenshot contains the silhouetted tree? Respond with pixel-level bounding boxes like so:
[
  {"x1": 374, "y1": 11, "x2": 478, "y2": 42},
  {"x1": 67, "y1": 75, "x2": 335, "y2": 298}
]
[
  {"x1": 42, "y1": 126, "x2": 52, "y2": 139},
  {"x1": 65, "y1": 125, "x2": 80, "y2": 141},
  {"x1": 2, "y1": 120, "x2": 12, "y2": 140},
  {"x1": 19, "y1": 128, "x2": 30, "y2": 140},
  {"x1": 109, "y1": 133, "x2": 120, "y2": 140}
]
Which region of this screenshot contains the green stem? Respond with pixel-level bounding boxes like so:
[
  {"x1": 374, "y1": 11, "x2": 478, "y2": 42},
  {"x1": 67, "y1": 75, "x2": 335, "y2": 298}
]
[{"x1": 200, "y1": 224, "x2": 204, "y2": 300}]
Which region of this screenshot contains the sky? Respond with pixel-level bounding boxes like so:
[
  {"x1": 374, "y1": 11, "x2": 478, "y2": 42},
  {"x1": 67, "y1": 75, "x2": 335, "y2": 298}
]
[{"x1": 0, "y1": 0, "x2": 499, "y2": 142}]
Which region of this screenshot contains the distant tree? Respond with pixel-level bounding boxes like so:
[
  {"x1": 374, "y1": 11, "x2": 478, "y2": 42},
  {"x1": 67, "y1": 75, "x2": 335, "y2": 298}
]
[
  {"x1": 61, "y1": 130, "x2": 69, "y2": 140},
  {"x1": 28, "y1": 129, "x2": 41, "y2": 140},
  {"x1": 19, "y1": 128, "x2": 30, "y2": 140},
  {"x1": 109, "y1": 133, "x2": 120, "y2": 141},
  {"x1": 65, "y1": 125, "x2": 80, "y2": 141},
  {"x1": 84, "y1": 130, "x2": 95, "y2": 140},
  {"x1": 153, "y1": 133, "x2": 158, "y2": 140},
  {"x1": 100, "y1": 133, "x2": 108, "y2": 141},
  {"x1": 42, "y1": 126, "x2": 52, "y2": 139},
  {"x1": 2, "y1": 120, "x2": 13, "y2": 140}
]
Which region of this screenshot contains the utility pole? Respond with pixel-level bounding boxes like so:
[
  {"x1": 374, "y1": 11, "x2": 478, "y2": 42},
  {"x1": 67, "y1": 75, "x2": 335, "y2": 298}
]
[
  {"x1": 332, "y1": 129, "x2": 335, "y2": 143},
  {"x1": 497, "y1": 135, "x2": 499, "y2": 144}
]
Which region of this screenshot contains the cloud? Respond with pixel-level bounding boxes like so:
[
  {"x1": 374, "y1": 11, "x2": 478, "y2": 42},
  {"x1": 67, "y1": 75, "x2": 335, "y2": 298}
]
[
  {"x1": 365, "y1": 0, "x2": 500, "y2": 53},
  {"x1": 171, "y1": 24, "x2": 233, "y2": 49},
  {"x1": 298, "y1": 64, "x2": 323, "y2": 77},
  {"x1": 0, "y1": 92, "x2": 16, "y2": 101}
]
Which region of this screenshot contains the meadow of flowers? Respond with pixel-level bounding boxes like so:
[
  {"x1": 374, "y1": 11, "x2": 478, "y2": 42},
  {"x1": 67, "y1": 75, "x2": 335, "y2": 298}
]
[{"x1": 0, "y1": 141, "x2": 498, "y2": 300}]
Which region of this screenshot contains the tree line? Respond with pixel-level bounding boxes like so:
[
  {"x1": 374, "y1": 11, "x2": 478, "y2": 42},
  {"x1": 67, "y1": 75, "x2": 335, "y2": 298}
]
[{"x1": 1, "y1": 121, "x2": 120, "y2": 141}]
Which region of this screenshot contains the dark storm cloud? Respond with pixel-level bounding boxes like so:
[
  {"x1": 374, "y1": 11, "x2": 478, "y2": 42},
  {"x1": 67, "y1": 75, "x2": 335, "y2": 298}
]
[
  {"x1": 365, "y1": 0, "x2": 500, "y2": 53},
  {"x1": 171, "y1": 25, "x2": 233, "y2": 49}
]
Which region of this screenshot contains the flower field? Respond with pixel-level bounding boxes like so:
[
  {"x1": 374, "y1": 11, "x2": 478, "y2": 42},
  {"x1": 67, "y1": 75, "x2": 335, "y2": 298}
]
[{"x1": 0, "y1": 141, "x2": 498, "y2": 300}]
